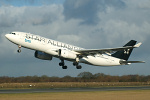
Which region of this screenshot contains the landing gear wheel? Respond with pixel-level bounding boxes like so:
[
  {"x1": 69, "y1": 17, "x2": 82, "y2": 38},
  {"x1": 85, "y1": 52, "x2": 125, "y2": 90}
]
[
  {"x1": 62, "y1": 66, "x2": 67, "y2": 69},
  {"x1": 73, "y1": 62, "x2": 77, "y2": 66},
  {"x1": 17, "y1": 45, "x2": 21, "y2": 53},
  {"x1": 73, "y1": 62, "x2": 82, "y2": 69},
  {"x1": 59, "y1": 62, "x2": 64, "y2": 66},
  {"x1": 76, "y1": 65, "x2": 82, "y2": 69},
  {"x1": 17, "y1": 49, "x2": 21, "y2": 53},
  {"x1": 59, "y1": 59, "x2": 67, "y2": 69}
]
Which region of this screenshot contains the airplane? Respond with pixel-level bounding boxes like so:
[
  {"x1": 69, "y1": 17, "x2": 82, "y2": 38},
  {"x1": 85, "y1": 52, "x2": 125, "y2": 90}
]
[{"x1": 5, "y1": 32, "x2": 145, "y2": 69}]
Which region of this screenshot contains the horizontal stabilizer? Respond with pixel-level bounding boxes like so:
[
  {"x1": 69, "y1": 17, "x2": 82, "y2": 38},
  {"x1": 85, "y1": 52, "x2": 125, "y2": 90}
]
[
  {"x1": 120, "y1": 60, "x2": 145, "y2": 65},
  {"x1": 134, "y1": 42, "x2": 142, "y2": 48}
]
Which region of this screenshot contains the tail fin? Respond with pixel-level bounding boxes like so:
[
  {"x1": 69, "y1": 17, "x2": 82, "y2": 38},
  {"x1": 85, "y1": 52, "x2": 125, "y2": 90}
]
[{"x1": 111, "y1": 40, "x2": 137, "y2": 60}]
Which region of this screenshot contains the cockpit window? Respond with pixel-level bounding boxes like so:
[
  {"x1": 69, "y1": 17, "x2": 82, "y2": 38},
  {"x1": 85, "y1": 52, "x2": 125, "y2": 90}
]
[{"x1": 11, "y1": 33, "x2": 16, "y2": 35}]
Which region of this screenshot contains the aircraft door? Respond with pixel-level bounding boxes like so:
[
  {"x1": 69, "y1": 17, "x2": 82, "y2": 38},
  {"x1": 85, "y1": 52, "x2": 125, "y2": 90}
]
[{"x1": 19, "y1": 33, "x2": 24, "y2": 39}]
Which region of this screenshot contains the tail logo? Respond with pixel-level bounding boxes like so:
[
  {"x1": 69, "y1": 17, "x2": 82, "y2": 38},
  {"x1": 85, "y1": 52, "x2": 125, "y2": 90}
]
[{"x1": 124, "y1": 49, "x2": 130, "y2": 54}]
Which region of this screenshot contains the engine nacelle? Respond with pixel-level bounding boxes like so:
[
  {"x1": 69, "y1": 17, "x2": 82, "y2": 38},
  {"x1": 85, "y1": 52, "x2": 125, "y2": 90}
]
[
  {"x1": 59, "y1": 49, "x2": 77, "y2": 59},
  {"x1": 34, "y1": 51, "x2": 52, "y2": 60}
]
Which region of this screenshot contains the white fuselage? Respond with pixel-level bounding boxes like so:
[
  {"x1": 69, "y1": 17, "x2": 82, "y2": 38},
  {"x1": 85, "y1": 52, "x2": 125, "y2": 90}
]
[{"x1": 5, "y1": 32, "x2": 121, "y2": 66}]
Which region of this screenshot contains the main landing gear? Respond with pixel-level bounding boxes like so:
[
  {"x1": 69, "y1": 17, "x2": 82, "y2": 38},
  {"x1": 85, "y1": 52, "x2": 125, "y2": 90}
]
[
  {"x1": 73, "y1": 62, "x2": 82, "y2": 69},
  {"x1": 17, "y1": 45, "x2": 21, "y2": 53},
  {"x1": 59, "y1": 60, "x2": 82, "y2": 69},
  {"x1": 59, "y1": 59, "x2": 67, "y2": 69},
  {"x1": 73, "y1": 57, "x2": 82, "y2": 69}
]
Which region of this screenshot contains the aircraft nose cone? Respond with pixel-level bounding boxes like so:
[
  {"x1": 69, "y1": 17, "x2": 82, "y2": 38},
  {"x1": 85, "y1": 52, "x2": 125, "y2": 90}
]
[
  {"x1": 5, "y1": 34, "x2": 10, "y2": 40},
  {"x1": 5, "y1": 34, "x2": 8, "y2": 38}
]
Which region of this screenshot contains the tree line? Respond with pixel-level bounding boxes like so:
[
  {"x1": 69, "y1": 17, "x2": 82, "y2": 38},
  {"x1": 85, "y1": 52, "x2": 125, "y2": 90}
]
[{"x1": 0, "y1": 72, "x2": 150, "y2": 83}]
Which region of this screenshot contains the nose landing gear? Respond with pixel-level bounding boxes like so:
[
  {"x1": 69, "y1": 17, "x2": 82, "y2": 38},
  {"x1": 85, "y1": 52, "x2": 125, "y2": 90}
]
[{"x1": 17, "y1": 45, "x2": 21, "y2": 53}]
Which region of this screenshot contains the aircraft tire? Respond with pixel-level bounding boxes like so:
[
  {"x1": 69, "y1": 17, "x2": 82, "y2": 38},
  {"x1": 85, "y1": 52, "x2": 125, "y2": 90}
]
[
  {"x1": 73, "y1": 62, "x2": 78, "y2": 66},
  {"x1": 62, "y1": 66, "x2": 67, "y2": 69},
  {"x1": 59, "y1": 62, "x2": 64, "y2": 66},
  {"x1": 76, "y1": 65, "x2": 82, "y2": 69},
  {"x1": 17, "y1": 49, "x2": 21, "y2": 53}
]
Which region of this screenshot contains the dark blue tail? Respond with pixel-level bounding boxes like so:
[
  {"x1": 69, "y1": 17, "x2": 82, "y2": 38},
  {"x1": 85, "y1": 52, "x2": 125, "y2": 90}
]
[{"x1": 111, "y1": 40, "x2": 137, "y2": 60}]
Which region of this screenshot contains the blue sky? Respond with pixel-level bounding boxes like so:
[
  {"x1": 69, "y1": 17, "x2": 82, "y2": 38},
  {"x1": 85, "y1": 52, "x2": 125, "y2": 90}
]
[{"x1": 0, "y1": 0, "x2": 149, "y2": 77}]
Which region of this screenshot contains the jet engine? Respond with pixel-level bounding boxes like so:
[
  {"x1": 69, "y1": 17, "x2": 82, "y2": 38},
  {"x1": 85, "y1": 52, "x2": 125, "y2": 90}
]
[
  {"x1": 58, "y1": 49, "x2": 77, "y2": 59},
  {"x1": 34, "y1": 51, "x2": 52, "y2": 60}
]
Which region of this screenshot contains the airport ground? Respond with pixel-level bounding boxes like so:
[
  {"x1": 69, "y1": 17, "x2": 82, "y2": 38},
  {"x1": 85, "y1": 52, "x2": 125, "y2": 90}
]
[
  {"x1": 0, "y1": 82, "x2": 150, "y2": 100},
  {"x1": 0, "y1": 89, "x2": 150, "y2": 100},
  {"x1": 0, "y1": 82, "x2": 150, "y2": 89}
]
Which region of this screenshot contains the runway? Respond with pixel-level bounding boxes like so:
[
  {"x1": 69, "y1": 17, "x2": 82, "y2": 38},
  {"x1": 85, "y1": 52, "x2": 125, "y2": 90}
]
[{"x1": 0, "y1": 86, "x2": 150, "y2": 94}]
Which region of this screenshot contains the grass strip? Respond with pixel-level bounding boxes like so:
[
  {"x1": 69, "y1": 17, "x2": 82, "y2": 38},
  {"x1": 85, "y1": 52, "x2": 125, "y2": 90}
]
[{"x1": 0, "y1": 90, "x2": 150, "y2": 100}]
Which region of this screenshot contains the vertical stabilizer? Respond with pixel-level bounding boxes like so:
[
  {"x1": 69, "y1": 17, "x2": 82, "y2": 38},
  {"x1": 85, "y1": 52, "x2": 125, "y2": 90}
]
[{"x1": 111, "y1": 40, "x2": 137, "y2": 60}]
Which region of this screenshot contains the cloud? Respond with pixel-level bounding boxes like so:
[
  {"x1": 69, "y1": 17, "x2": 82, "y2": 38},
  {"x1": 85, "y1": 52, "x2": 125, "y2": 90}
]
[
  {"x1": 0, "y1": 0, "x2": 150, "y2": 77},
  {"x1": 0, "y1": 0, "x2": 65, "y2": 7},
  {"x1": 0, "y1": 5, "x2": 63, "y2": 27},
  {"x1": 98, "y1": 20, "x2": 150, "y2": 46},
  {"x1": 0, "y1": 4, "x2": 65, "y2": 70},
  {"x1": 63, "y1": 0, "x2": 125, "y2": 24},
  {"x1": 125, "y1": 0, "x2": 150, "y2": 9}
]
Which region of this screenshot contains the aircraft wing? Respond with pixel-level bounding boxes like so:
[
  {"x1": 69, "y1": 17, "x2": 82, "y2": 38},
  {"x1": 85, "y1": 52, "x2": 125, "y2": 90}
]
[{"x1": 74, "y1": 43, "x2": 142, "y2": 56}]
